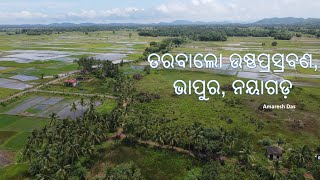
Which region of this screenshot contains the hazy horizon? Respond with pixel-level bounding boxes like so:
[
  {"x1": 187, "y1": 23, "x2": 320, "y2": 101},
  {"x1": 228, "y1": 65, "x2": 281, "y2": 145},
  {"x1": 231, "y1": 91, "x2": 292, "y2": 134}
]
[{"x1": 0, "y1": 0, "x2": 319, "y2": 25}]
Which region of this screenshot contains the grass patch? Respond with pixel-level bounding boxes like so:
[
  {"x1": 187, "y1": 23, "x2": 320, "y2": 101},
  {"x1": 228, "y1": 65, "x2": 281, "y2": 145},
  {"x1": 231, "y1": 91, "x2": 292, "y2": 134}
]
[
  {"x1": 2, "y1": 132, "x2": 31, "y2": 150},
  {"x1": 91, "y1": 143, "x2": 199, "y2": 180},
  {"x1": 0, "y1": 163, "x2": 29, "y2": 180},
  {"x1": 96, "y1": 99, "x2": 117, "y2": 114},
  {"x1": 132, "y1": 68, "x2": 320, "y2": 164},
  {"x1": 0, "y1": 117, "x2": 18, "y2": 129},
  {"x1": 0, "y1": 88, "x2": 20, "y2": 100},
  {"x1": 0, "y1": 115, "x2": 49, "y2": 132},
  {"x1": 0, "y1": 131, "x2": 18, "y2": 145}
]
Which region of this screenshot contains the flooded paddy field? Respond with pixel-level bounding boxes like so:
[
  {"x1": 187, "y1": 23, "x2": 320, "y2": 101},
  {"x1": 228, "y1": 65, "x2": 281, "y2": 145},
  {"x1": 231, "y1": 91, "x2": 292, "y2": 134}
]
[
  {"x1": 0, "y1": 78, "x2": 32, "y2": 90},
  {"x1": 1, "y1": 31, "x2": 320, "y2": 100},
  {"x1": 0, "y1": 30, "x2": 157, "y2": 99},
  {"x1": 3, "y1": 95, "x2": 103, "y2": 120},
  {"x1": 0, "y1": 31, "x2": 156, "y2": 55},
  {"x1": 0, "y1": 50, "x2": 130, "y2": 63},
  {"x1": 10, "y1": 75, "x2": 39, "y2": 81},
  {"x1": 169, "y1": 36, "x2": 320, "y2": 84},
  {"x1": 0, "y1": 67, "x2": 9, "y2": 71}
]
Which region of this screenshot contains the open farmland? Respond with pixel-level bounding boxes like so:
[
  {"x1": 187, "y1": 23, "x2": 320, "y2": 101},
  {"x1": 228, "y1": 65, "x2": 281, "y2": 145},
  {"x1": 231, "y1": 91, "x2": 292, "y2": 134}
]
[
  {"x1": 166, "y1": 36, "x2": 320, "y2": 87},
  {"x1": 2, "y1": 95, "x2": 111, "y2": 119},
  {"x1": 0, "y1": 31, "x2": 161, "y2": 100},
  {"x1": 0, "y1": 28, "x2": 320, "y2": 179},
  {"x1": 0, "y1": 115, "x2": 49, "y2": 168}
]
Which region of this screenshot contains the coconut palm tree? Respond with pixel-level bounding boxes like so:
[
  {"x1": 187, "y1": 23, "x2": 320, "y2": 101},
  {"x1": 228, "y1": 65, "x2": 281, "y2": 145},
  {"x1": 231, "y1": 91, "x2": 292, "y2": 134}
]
[
  {"x1": 238, "y1": 144, "x2": 255, "y2": 165},
  {"x1": 288, "y1": 145, "x2": 313, "y2": 168},
  {"x1": 79, "y1": 98, "x2": 86, "y2": 113},
  {"x1": 28, "y1": 129, "x2": 42, "y2": 146},
  {"x1": 271, "y1": 161, "x2": 283, "y2": 179},
  {"x1": 154, "y1": 131, "x2": 165, "y2": 145},
  {"x1": 49, "y1": 113, "x2": 58, "y2": 125},
  {"x1": 67, "y1": 141, "x2": 80, "y2": 163},
  {"x1": 70, "y1": 102, "x2": 77, "y2": 119},
  {"x1": 54, "y1": 163, "x2": 71, "y2": 179}
]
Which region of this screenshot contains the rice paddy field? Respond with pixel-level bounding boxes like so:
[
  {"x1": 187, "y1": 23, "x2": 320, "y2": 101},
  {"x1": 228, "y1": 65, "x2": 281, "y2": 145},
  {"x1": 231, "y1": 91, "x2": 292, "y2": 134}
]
[
  {"x1": 0, "y1": 30, "x2": 320, "y2": 178},
  {"x1": 0, "y1": 31, "x2": 161, "y2": 93},
  {"x1": 0, "y1": 114, "x2": 48, "y2": 172}
]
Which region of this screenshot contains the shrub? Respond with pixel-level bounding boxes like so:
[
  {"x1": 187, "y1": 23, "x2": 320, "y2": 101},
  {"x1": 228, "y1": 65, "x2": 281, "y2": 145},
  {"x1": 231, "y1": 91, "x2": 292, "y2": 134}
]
[
  {"x1": 144, "y1": 65, "x2": 151, "y2": 74},
  {"x1": 276, "y1": 138, "x2": 286, "y2": 145},
  {"x1": 135, "y1": 92, "x2": 160, "y2": 103},
  {"x1": 133, "y1": 74, "x2": 143, "y2": 80},
  {"x1": 226, "y1": 118, "x2": 233, "y2": 124},
  {"x1": 274, "y1": 32, "x2": 293, "y2": 40},
  {"x1": 221, "y1": 84, "x2": 234, "y2": 91},
  {"x1": 258, "y1": 137, "x2": 272, "y2": 146}
]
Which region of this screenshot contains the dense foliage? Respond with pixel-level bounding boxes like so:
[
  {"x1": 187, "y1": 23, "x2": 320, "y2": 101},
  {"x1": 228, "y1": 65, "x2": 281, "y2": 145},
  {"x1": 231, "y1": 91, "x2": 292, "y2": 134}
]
[
  {"x1": 140, "y1": 38, "x2": 186, "y2": 61},
  {"x1": 74, "y1": 57, "x2": 119, "y2": 78},
  {"x1": 274, "y1": 31, "x2": 293, "y2": 40},
  {"x1": 138, "y1": 25, "x2": 320, "y2": 41},
  {"x1": 139, "y1": 27, "x2": 227, "y2": 41},
  {"x1": 22, "y1": 101, "x2": 114, "y2": 179}
]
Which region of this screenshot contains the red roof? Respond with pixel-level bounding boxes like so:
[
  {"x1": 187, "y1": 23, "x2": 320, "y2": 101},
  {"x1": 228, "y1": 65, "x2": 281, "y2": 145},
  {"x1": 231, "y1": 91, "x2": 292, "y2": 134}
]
[{"x1": 65, "y1": 79, "x2": 77, "y2": 83}]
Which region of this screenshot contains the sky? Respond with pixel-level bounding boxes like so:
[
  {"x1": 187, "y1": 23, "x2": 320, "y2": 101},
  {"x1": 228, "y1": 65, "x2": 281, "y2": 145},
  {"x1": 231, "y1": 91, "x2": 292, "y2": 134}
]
[{"x1": 0, "y1": 0, "x2": 319, "y2": 24}]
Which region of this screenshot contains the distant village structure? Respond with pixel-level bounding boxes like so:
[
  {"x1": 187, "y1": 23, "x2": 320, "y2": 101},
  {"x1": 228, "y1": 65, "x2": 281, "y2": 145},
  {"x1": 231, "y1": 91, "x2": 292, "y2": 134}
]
[
  {"x1": 266, "y1": 146, "x2": 283, "y2": 161},
  {"x1": 64, "y1": 79, "x2": 78, "y2": 87}
]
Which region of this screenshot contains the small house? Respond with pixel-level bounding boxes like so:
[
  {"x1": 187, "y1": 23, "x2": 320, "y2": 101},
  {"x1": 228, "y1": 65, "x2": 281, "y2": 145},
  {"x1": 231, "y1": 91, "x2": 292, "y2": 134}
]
[
  {"x1": 266, "y1": 146, "x2": 283, "y2": 160},
  {"x1": 64, "y1": 79, "x2": 78, "y2": 87}
]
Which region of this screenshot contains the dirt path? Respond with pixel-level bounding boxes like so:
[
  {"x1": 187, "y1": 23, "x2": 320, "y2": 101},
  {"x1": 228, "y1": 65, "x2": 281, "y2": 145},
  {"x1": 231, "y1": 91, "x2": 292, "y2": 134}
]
[
  {"x1": 111, "y1": 128, "x2": 195, "y2": 157},
  {"x1": 137, "y1": 140, "x2": 195, "y2": 157}
]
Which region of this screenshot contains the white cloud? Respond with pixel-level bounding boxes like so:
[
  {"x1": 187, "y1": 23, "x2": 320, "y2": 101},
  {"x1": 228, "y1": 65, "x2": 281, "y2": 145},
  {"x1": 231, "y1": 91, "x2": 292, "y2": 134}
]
[
  {"x1": 0, "y1": 7, "x2": 145, "y2": 24},
  {"x1": 156, "y1": 0, "x2": 320, "y2": 22},
  {"x1": 0, "y1": 11, "x2": 48, "y2": 19},
  {"x1": 0, "y1": 0, "x2": 319, "y2": 24},
  {"x1": 66, "y1": 8, "x2": 142, "y2": 19}
]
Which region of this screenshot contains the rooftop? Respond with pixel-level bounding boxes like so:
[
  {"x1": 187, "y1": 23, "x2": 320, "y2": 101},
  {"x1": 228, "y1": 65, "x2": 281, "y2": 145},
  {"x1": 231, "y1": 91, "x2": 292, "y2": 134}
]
[
  {"x1": 266, "y1": 146, "x2": 283, "y2": 155},
  {"x1": 64, "y1": 79, "x2": 77, "y2": 83}
]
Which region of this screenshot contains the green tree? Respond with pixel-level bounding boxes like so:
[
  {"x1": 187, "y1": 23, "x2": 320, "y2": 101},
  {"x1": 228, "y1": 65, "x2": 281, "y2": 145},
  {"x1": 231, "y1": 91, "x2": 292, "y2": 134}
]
[
  {"x1": 79, "y1": 98, "x2": 86, "y2": 113},
  {"x1": 238, "y1": 144, "x2": 255, "y2": 165},
  {"x1": 49, "y1": 112, "x2": 58, "y2": 125},
  {"x1": 71, "y1": 102, "x2": 77, "y2": 119},
  {"x1": 271, "y1": 161, "x2": 283, "y2": 179},
  {"x1": 144, "y1": 65, "x2": 151, "y2": 75},
  {"x1": 288, "y1": 145, "x2": 313, "y2": 168},
  {"x1": 272, "y1": 41, "x2": 278, "y2": 46}
]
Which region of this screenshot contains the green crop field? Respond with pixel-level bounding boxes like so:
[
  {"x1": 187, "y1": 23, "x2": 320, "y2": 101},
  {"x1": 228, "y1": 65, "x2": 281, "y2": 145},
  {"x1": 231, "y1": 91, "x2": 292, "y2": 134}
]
[
  {"x1": 0, "y1": 115, "x2": 49, "y2": 151},
  {"x1": 0, "y1": 28, "x2": 319, "y2": 179}
]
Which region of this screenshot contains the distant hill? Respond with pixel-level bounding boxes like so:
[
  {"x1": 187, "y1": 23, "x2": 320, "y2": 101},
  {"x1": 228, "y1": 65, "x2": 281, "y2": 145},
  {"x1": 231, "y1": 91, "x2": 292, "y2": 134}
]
[
  {"x1": 158, "y1": 20, "x2": 238, "y2": 25},
  {"x1": 254, "y1": 17, "x2": 320, "y2": 25},
  {"x1": 1, "y1": 18, "x2": 320, "y2": 27}
]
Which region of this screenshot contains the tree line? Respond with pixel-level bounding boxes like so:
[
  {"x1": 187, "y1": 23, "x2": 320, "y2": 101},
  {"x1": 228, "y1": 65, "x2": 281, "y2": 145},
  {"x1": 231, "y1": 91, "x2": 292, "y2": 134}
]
[
  {"x1": 138, "y1": 37, "x2": 187, "y2": 62},
  {"x1": 138, "y1": 25, "x2": 320, "y2": 41}
]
